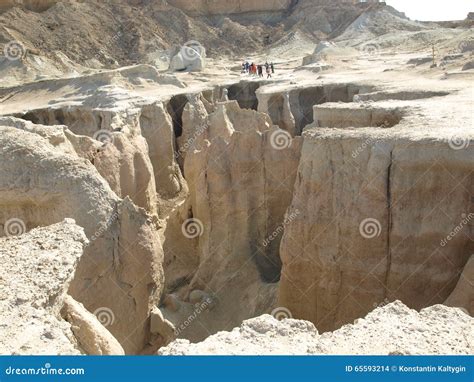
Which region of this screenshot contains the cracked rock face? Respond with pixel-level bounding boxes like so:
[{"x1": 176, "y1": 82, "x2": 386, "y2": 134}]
[
  {"x1": 159, "y1": 301, "x2": 474, "y2": 355},
  {"x1": 279, "y1": 130, "x2": 473, "y2": 333},
  {"x1": 0, "y1": 219, "x2": 86, "y2": 355},
  {"x1": 162, "y1": 101, "x2": 302, "y2": 341}
]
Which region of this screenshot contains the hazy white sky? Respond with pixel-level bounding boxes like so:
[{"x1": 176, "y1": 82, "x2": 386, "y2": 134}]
[{"x1": 385, "y1": 0, "x2": 472, "y2": 21}]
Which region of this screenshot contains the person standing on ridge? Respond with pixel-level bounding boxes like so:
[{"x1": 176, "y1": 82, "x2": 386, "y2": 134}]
[{"x1": 271, "y1": 62, "x2": 275, "y2": 74}]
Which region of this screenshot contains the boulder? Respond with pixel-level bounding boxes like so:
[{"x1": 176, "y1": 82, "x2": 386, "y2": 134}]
[
  {"x1": 169, "y1": 43, "x2": 206, "y2": 72},
  {"x1": 0, "y1": 220, "x2": 86, "y2": 355},
  {"x1": 61, "y1": 295, "x2": 125, "y2": 355},
  {"x1": 150, "y1": 307, "x2": 176, "y2": 345}
]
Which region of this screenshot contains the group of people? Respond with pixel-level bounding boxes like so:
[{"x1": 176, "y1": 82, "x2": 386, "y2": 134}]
[{"x1": 242, "y1": 61, "x2": 275, "y2": 78}]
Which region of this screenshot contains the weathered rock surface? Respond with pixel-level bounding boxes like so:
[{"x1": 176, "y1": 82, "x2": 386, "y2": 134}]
[
  {"x1": 61, "y1": 295, "x2": 125, "y2": 355},
  {"x1": 278, "y1": 93, "x2": 473, "y2": 332},
  {"x1": 0, "y1": 119, "x2": 164, "y2": 354},
  {"x1": 162, "y1": 101, "x2": 302, "y2": 341},
  {"x1": 0, "y1": 220, "x2": 85, "y2": 355},
  {"x1": 1, "y1": 65, "x2": 188, "y2": 217},
  {"x1": 159, "y1": 301, "x2": 473, "y2": 355}
]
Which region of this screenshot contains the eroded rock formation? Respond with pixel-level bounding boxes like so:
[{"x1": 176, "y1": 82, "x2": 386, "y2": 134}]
[
  {"x1": 0, "y1": 118, "x2": 164, "y2": 354},
  {"x1": 0, "y1": 220, "x2": 85, "y2": 355},
  {"x1": 161, "y1": 100, "x2": 302, "y2": 341},
  {"x1": 279, "y1": 122, "x2": 473, "y2": 332}
]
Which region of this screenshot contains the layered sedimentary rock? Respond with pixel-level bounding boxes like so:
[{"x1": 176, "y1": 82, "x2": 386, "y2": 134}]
[
  {"x1": 0, "y1": 220, "x2": 85, "y2": 355},
  {"x1": 0, "y1": 119, "x2": 164, "y2": 354},
  {"x1": 257, "y1": 83, "x2": 375, "y2": 135},
  {"x1": 2, "y1": 66, "x2": 187, "y2": 217},
  {"x1": 279, "y1": 123, "x2": 473, "y2": 332},
  {"x1": 162, "y1": 101, "x2": 302, "y2": 341},
  {"x1": 167, "y1": 0, "x2": 292, "y2": 15},
  {"x1": 159, "y1": 301, "x2": 474, "y2": 355}
]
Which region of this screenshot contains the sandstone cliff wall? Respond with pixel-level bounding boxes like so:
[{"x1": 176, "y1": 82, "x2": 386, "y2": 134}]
[{"x1": 279, "y1": 128, "x2": 473, "y2": 332}]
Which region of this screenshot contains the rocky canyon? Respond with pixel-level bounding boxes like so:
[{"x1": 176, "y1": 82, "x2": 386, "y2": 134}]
[{"x1": 0, "y1": 0, "x2": 472, "y2": 356}]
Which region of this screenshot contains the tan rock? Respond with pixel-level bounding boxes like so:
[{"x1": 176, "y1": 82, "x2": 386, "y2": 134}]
[
  {"x1": 0, "y1": 121, "x2": 164, "y2": 354},
  {"x1": 0, "y1": 220, "x2": 86, "y2": 355},
  {"x1": 445, "y1": 255, "x2": 474, "y2": 315},
  {"x1": 162, "y1": 102, "x2": 302, "y2": 341},
  {"x1": 150, "y1": 306, "x2": 176, "y2": 345},
  {"x1": 61, "y1": 295, "x2": 125, "y2": 355},
  {"x1": 279, "y1": 128, "x2": 473, "y2": 332}
]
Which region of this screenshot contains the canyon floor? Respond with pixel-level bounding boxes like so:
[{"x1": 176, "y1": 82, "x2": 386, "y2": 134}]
[{"x1": 0, "y1": 1, "x2": 473, "y2": 355}]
